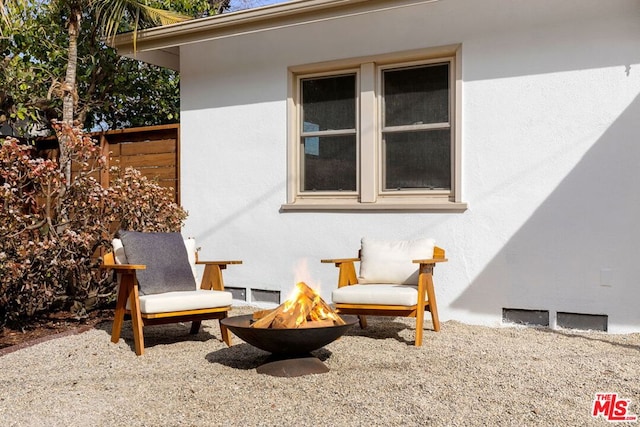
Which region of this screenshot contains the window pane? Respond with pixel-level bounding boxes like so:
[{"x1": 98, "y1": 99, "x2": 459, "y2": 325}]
[
  {"x1": 384, "y1": 64, "x2": 449, "y2": 126},
  {"x1": 302, "y1": 135, "x2": 356, "y2": 191},
  {"x1": 384, "y1": 130, "x2": 450, "y2": 190},
  {"x1": 302, "y1": 75, "x2": 356, "y2": 131}
]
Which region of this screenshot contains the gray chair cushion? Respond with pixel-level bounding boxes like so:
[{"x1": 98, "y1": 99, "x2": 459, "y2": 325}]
[{"x1": 118, "y1": 230, "x2": 197, "y2": 295}]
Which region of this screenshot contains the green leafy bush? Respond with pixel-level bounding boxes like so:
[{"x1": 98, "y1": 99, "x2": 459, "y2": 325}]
[{"x1": 0, "y1": 123, "x2": 187, "y2": 328}]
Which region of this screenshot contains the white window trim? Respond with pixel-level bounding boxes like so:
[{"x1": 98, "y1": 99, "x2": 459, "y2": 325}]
[{"x1": 283, "y1": 44, "x2": 467, "y2": 212}]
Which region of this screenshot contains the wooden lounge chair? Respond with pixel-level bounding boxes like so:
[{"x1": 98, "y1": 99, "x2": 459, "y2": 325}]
[
  {"x1": 322, "y1": 238, "x2": 447, "y2": 346},
  {"x1": 101, "y1": 230, "x2": 242, "y2": 355}
]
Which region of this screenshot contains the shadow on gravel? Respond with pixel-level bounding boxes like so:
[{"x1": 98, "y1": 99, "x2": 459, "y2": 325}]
[
  {"x1": 206, "y1": 343, "x2": 332, "y2": 370},
  {"x1": 95, "y1": 320, "x2": 219, "y2": 353},
  {"x1": 537, "y1": 327, "x2": 640, "y2": 352},
  {"x1": 342, "y1": 317, "x2": 433, "y2": 345}
]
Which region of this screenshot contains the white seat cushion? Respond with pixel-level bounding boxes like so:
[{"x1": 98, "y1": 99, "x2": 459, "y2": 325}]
[
  {"x1": 332, "y1": 284, "x2": 419, "y2": 306},
  {"x1": 112, "y1": 238, "x2": 127, "y2": 265},
  {"x1": 358, "y1": 237, "x2": 435, "y2": 285},
  {"x1": 182, "y1": 238, "x2": 198, "y2": 282},
  {"x1": 128, "y1": 289, "x2": 233, "y2": 314}
]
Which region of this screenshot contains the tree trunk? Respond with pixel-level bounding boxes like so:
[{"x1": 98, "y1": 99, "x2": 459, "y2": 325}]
[
  {"x1": 59, "y1": 7, "x2": 81, "y2": 186},
  {"x1": 63, "y1": 9, "x2": 80, "y2": 125}
]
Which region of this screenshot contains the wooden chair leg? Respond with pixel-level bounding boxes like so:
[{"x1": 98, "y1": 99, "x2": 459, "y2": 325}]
[
  {"x1": 424, "y1": 274, "x2": 440, "y2": 332},
  {"x1": 128, "y1": 284, "x2": 145, "y2": 356},
  {"x1": 201, "y1": 264, "x2": 225, "y2": 291},
  {"x1": 190, "y1": 320, "x2": 202, "y2": 334},
  {"x1": 415, "y1": 263, "x2": 438, "y2": 346},
  {"x1": 219, "y1": 313, "x2": 232, "y2": 347},
  {"x1": 415, "y1": 308, "x2": 425, "y2": 347},
  {"x1": 111, "y1": 275, "x2": 131, "y2": 344},
  {"x1": 358, "y1": 315, "x2": 368, "y2": 329}
]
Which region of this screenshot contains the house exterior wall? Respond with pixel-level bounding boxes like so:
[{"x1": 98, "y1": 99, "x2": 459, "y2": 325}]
[{"x1": 178, "y1": 0, "x2": 640, "y2": 332}]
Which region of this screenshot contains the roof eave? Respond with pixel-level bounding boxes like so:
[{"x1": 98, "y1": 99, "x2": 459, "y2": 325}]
[{"x1": 112, "y1": 0, "x2": 412, "y2": 70}]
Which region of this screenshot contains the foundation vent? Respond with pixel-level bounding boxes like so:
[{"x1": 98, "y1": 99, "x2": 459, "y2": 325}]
[
  {"x1": 251, "y1": 289, "x2": 281, "y2": 305},
  {"x1": 557, "y1": 312, "x2": 608, "y2": 332},
  {"x1": 225, "y1": 287, "x2": 247, "y2": 301},
  {"x1": 502, "y1": 308, "x2": 549, "y2": 327}
]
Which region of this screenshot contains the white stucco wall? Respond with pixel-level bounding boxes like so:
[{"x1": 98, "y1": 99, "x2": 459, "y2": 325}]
[{"x1": 179, "y1": 0, "x2": 640, "y2": 332}]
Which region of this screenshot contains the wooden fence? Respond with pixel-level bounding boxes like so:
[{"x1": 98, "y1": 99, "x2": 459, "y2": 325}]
[
  {"x1": 35, "y1": 123, "x2": 180, "y2": 203},
  {"x1": 96, "y1": 124, "x2": 180, "y2": 203}
]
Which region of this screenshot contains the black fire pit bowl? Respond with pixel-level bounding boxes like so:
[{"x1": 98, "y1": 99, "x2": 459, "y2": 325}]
[{"x1": 220, "y1": 314, "x2": 358, "y2": 377}]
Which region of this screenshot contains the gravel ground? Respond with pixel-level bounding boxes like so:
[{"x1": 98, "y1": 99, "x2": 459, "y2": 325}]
[{"x1": 0, "y1": 305, "x2": 638, "y2": 427}]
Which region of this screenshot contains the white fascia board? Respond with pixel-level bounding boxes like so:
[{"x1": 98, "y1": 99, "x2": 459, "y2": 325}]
[{"x1": 112, "y1": 0, "x2": 438, "y2": 70}]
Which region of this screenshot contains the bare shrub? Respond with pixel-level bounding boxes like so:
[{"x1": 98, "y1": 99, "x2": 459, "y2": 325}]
[{"x1": 0, "y1": 123, "x2": 187, "y2": 327}]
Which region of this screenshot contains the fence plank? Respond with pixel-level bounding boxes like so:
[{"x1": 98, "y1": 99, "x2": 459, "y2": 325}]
[
  {"x1": 119, "y1": 139, "x2": 176, "y2": 156},
  {"x1": 134, "y1": 167, "x2": 176, "y2": 180},
  {"x1": 118, "y1": 152, "x2": 176, "y2": 168}
]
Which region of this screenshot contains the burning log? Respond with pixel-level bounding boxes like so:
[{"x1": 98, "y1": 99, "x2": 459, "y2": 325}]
[
  {"x1": 251, "y1": 305, "x2": 287, "y2": 328},
  {"x1": 297, "y1": 319, "x2": 336, "y2": 328},
  {"x1": 252, "y1": 309, "x2": 273, "y2": 321},
  {"x1": 251, "y1": 282, "x2": 346, "y2": 329}
]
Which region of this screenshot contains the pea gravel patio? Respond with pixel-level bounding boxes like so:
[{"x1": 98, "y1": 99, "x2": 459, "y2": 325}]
[{"x1": 0, "y1": 305, "x2": 638, "y2": 426}]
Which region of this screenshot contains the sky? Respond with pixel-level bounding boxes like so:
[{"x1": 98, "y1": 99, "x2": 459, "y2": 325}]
[{"x1": 230, "y1": 0, "x2": 291, "y2": 12}]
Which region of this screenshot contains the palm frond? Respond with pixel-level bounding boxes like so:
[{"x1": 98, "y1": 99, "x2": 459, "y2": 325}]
[
  {"x1": 1, "y1": 0, "x2": 26, "y2": 36},
  {"x1": 137, "y1": 3, "x2": 190, "y2": 27},
  {"x1": 0, "y1": 1, "x2": 6, "y2": 35},
  {"x1": 93, "y1": 0, "x2": 191, "y2": 45}
]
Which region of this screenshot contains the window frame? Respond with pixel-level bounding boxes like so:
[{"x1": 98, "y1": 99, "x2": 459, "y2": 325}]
[
  {"x1": 283, "y1": 45, "x2": 466, "y2": 212},
  {"x1": 379, "y1": 59, "x2": 453, "y2": 197},
  {"x1": 298, "y1": 69, "x2": 360, "y2": 195}
]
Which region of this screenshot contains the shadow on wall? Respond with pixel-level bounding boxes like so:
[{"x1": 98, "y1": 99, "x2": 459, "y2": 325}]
[
  {"x1": 451, "y1": 93, "x2": 640, "y2": 329},
  {"x1": 195, "y1": 180, "x2": 285, "y2": 242}
]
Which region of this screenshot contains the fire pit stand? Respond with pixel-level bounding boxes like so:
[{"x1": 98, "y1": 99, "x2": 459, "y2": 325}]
[
  {"x1": 257, "y1": 355, "x2": 330, "y2": 377},
  {"x1": 220, "y1": 314, "x2": 358, "y2": 377}
]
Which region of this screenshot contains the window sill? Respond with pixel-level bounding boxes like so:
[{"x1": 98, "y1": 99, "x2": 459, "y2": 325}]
[{"x1": 280, "y1": 199, "x2": 468, "y2": 212}]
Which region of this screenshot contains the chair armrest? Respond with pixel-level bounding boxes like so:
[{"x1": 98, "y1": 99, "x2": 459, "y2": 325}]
[
  {"x1": 196, "y1": 260, "x2": 243, "y2": 266},
  {"x1": 100, "y1": 263, "x2": 146, "y2": 271},
  {"x1": 412, "y1": 258, "x2": 448, "y2": 264},
  {"x1": 413, "y1": 246, "x2": 447, "y2": 264},
  {"x1": 321, "y1": 258, "x2": 360, "y2": 265}
]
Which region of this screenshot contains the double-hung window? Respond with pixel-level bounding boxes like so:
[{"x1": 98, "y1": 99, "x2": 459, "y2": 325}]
[{"x1": 284, "y1": 45, "x2": 465, "y2": 211}]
